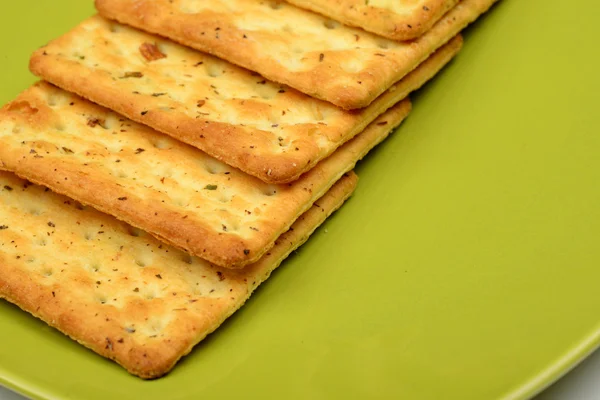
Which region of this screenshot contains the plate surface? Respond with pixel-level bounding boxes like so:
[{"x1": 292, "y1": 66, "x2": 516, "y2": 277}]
[{"x1": 1, "y1": 1, "x2": 600, "y2": 399}]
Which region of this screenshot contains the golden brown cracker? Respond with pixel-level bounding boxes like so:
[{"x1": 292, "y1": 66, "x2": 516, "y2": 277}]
[
  {"x1": 94, "y1": 0, "x2": 495, "y2": 109},
  {"x1": 0, "y1": 171, "x2": 356, "y2": 379},
  {"x1": 283, "y1": 0, "x2": 459, "y2": 40}
]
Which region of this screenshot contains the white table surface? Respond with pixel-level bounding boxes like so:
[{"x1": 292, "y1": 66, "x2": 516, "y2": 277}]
[{"x1": 1, "y1": 348, "x2": 600, "y2": 399}]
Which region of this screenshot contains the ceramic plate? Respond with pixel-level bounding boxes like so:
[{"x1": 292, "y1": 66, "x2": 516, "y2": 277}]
[{"x1": 1, "y1": 1, "x2": 599, "y2": 399}]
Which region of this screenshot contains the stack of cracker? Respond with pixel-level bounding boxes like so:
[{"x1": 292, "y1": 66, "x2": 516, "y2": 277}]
[{"x1": 0, "y1": 0, "x2": 499, "y2": 379}]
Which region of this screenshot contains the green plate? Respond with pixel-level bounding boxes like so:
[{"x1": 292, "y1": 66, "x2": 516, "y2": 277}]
[{"x1": 1, "y1": 1, "x2": 599, "y2": 399}]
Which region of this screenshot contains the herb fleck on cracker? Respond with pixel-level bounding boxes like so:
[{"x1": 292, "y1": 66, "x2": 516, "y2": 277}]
[{"x1": 140, "y1": 42, "x2": 166, "y2": 61}]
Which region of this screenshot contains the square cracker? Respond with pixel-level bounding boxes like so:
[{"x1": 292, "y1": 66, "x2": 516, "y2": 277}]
[
  {"x1": 0, "y1": 83, "x2": 409, "y2": 269},
  {"x1": 94, "y1": 0, "x2": 496, "y2": 109},
  {"x1": 283, "y1": 0, "x2": 459, "y2": 41},
  {"x1": 29, "y1": 15, "x2": 462, "y2": 183},
  {"x1": 0, "y1": 170, "x2": 357, "y2": 379}
]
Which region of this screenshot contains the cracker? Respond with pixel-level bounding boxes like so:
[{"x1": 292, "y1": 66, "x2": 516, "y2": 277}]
[
  {"x1": 0, "y1": 170, "x2": 357, "y2": 379},
  {"x1": 94, "y1": 0, "x2": 494, "y2": 109},
  {"x1": 282, "y1": 0, "x2": 460, "y2": 40},
  {"x1": 29, "y1": 16, "x2": 462, "y2": 183},
  {"x1": 0, "y1": 83, "x2": 410, "y2": 269}
]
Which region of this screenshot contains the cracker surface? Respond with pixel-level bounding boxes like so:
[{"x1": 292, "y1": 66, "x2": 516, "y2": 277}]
[
  {"x1": 0, "y1": 171, "x2": 357, "y2": 379},
  {"x1": 0, "y1": 83, "x2": 410, "y2": 269},
  {"x1": 94, "y1": 0, "x2": 494, "y2": 109},
  {"x1": 29, "y1": 16, "x2": 462, "y2": 183}
]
